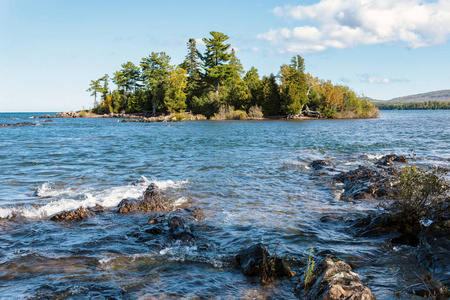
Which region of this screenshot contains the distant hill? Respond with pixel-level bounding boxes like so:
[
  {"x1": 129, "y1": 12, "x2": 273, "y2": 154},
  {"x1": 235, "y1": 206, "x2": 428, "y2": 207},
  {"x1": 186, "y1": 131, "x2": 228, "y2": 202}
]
[{"x1": 385, "y1": 90, "x2": 450, "y2": 103}]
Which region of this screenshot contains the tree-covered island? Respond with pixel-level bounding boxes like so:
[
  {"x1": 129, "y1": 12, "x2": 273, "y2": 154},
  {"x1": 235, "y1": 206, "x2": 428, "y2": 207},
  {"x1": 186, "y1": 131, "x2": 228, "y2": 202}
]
[{"x1": 86, "y1": 31, "x2": 379, "y2": 120}]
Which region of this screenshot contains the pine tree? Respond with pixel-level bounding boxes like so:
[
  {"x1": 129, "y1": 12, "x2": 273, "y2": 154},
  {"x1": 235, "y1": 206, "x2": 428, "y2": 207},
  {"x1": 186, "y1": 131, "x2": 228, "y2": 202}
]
[
  {"x1": 280, "y1": 55, "x2": 308, "y2": 115},
  {"x1": 200, "y1": 31, "x2": 231, "y2": 94}
]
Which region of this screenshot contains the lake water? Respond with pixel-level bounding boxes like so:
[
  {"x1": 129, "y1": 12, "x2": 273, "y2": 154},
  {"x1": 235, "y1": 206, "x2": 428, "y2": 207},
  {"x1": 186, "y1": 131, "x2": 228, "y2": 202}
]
[{"x1": 0, "y1": 111, "x2": 449, "y2": 299}]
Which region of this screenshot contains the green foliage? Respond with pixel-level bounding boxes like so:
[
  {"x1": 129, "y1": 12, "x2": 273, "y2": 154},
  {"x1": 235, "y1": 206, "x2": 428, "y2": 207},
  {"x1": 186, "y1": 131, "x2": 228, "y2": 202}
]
[
  {"x1": 211, "y1": 105, "x2": 247, "y2": 120},
  {"x1": 141, "y1": 52, "x2": 171, "y2": 114},
  {"x1": 78, "y1": 110, "x2": 87, "y2": 117},
  {"x1": 280, "y1": 55, "x2": 308, "y2": 115},
  {"x1": 304, "y1": 247, "x2": 315, "y2": 287},
  {"x1": 248, "y1": 105, "x2": 263, "y2": 118},
  {"x1": 375, "y1": 101, "x2": 450, "y2": 110},
  {"x1": 89, "y1": 31, "x2": 380, "y2": 120},
  {"x1": 164, "y1": 66, "x2": 187, "y2": 113},
  {"x1": 261, "y1": 74, "x2": 281, "y2": 116},
  {"x1": 200, "y1": 31, "x2": 231, "y2": 93},
  {"x1": 386, "y1": 165, "x2": 449, "y2": 231}
]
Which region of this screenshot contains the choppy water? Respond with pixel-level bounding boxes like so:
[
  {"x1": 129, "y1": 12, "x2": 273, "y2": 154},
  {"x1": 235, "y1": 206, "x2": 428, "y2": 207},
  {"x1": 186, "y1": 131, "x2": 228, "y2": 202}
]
[{"x1": 0, "y1": 111, "x2": 449, "y2": 299}]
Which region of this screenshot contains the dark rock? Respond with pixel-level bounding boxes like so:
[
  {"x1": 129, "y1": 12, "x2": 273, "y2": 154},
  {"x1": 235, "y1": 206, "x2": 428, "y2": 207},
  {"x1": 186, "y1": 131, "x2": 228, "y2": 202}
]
[
  {"x1": 309, "y1": 160, "x2": 333, "y2": 170},
  {"x1": 141, "y1": 183, "x2": 166, "y2": 212},
  {"x1": 88, "y1": 204, "x2": 105, "y2": 214},
  {"x1": 336, "y1": 166, "x2": 399, "y2": 201},
  {"x1": 404, "y1": 278, "x2": 450, "y2": 299},
  {"x1": 235, "y1": 243, "x2": 294, "y2": 283},
  {"x1": 1, "y1": 122, "x2": 38, "y2": 128},
  {"x1": 417, "y1": 221, "x2": 450, "y2": 278},
  {"x1": 116, "y1": 183, "x2": 166, "y2": 213},
  {"x1": 376, "y1": 154, "x2": 407, "y2": 166},
  {"x1": 295, "y1": 252, "x2": 375, "y2": 300},
  {"x1": 138, "y1": 207, "x2": 203, "y2": 245},
  {"x1": 116, "y1": 198, "x2": 141, "y2": 214},
  {"x1": 49, "y1": 206, "x2": 91, "y2": 222}
]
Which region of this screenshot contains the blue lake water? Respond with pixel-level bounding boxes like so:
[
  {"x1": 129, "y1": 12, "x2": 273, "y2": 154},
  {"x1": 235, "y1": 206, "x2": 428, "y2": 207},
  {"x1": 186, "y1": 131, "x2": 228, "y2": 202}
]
[{"x1": 0, "y1": 111, "x2": 449, "y2": 299}]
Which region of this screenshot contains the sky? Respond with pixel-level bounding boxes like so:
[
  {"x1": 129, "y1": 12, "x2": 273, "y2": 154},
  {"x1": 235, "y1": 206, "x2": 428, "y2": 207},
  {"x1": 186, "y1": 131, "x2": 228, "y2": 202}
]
[{"x1": 0, "y1": 0, "x2": 449, "y2": 112}]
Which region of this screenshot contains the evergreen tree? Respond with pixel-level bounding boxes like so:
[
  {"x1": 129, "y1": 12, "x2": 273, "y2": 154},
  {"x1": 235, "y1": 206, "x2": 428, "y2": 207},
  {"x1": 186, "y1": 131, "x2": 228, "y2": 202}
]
[
  {"x1": 279, "y1": 55, "x2": 308, "y2": 115},
  {"x1": 261, "y1": 74, "x2": 281, "y2": 116},
  {"x1": 182, "y1": 38, "x2": 204, "y2": 110},
  {"x1": 200, "y1": 31, "x2": 231, "y2": 94},
  {"x1": 140, "y1": 52, "x2": 171, "y2": 114},
  {"x1": 100, "y1": 74, "x2": 109, "y2": 101},
  {"x1": 86, "y1": 79, "x2": 102, "y2": 107},
  {"x1": 243, "y1": 67, "x2": 263, "y2": 109},
  {"x1": 222, "y1": 49, "x2": 249, "y2": 109}
]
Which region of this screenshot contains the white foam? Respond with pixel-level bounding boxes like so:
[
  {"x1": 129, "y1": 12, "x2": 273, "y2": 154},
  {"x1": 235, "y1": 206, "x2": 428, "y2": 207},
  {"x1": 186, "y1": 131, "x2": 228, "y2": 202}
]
[
  {"x1": 173, "y1": 197, "x2": 188, "y2": 208},
  {"x1": 1, "y1": 179, "x2": 189, "y2": 219},
  {"x1": 362, "y1": 154, "x2": 385, "y2": 160}
]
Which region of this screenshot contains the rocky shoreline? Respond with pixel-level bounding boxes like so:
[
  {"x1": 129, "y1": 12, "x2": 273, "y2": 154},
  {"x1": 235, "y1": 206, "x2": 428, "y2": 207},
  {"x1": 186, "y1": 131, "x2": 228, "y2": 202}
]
[{"x1": 4, "y1": 153, "x2": 448, "y2": 299}]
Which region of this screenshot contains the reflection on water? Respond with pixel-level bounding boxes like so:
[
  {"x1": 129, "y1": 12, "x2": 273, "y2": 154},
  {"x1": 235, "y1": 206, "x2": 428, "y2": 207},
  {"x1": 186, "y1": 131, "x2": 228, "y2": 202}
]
[{"x1": 0, "y1": 111, "x2": 448, "y2": 299}]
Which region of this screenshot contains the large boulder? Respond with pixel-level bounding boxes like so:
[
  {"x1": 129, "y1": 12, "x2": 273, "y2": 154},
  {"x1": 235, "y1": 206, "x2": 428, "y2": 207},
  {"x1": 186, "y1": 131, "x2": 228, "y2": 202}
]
[
  {"x1": 235, "y1": 243, "x2": 294, "y2": 284},
  {"x1": 295, "y1": 252, "x2": 375, "y2": 300},
  {"x1": 116, "y1": 183, "x2": 166, "y2": 213}
]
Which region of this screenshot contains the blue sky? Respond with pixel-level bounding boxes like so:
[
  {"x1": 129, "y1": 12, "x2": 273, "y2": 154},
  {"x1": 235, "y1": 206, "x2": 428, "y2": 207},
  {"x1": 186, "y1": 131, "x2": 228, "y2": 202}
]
[{"x1": 0, "y1": 0, "x2": 449, "y2": 112}]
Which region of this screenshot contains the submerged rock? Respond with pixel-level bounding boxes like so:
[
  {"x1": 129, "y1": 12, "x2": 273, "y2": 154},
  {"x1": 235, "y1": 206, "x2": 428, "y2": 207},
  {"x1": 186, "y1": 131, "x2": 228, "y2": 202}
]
[
  {"x1": 139, "y1": 207, "x2": 203, "y2": 245},
  {"x1": 404, "y1": 278, "x2": 450, "y2": 299},
  {"x1": 235, "y1": 243, "x2": 294, "y2": 284},
  {"x1": 335, "y1": 166, "x2": 399, "y2": 201},
  {"x1": 116, "y1": 183, "x2": 166, "y2": 213},
  {"x1": 49, "y1": 206, "x2": 91, "y2": 222},
  {"x1": 309, "y1": 160, "x2": 334, "y2": 171},
  {"x1": 295, "y1": 252, "x2": 375, "y2": 300}
]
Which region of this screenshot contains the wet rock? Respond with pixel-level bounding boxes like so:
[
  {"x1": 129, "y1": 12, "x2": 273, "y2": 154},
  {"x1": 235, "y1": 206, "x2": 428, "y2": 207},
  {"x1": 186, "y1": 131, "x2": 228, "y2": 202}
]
[
  {"x1": 309, "y1": 160, "x2": 333, "y2": 170},
  {"x1": 139, "y1": 207, "x2": 202, "y2": 245},
  {"x1": 235, "y1": 243, "x2": 294, "y2": 283},
  {"x1": 376, "y1": 154, "x2": 407, "y2": 166},
  {"x1": 88, "y1": 204, "x2": 105, "y2": 214},
  {"x1": 335, "y1": 166, "x2": 399, "y2": 201},
  {"x1": 1, "y1": 122, "x2": 39, "y2": 128},
  {"x1": 32, "y1": 183, "x2": 56, "y2": 197},
  {"x1": 417, "y1": 221, "x2": 450, "y2": 278},
  {"x1": 49, "y1": 206, "x2": 91, "y2": 222},
  {"x1": 295, "y1": 252, "x2": 375, "y2": 300},
  {"x1": 404, "y1": 278, "x2": 450, "y2": 299},
  {"x1": 116, "y1": 183, "x2": 166, "y2": 213}
]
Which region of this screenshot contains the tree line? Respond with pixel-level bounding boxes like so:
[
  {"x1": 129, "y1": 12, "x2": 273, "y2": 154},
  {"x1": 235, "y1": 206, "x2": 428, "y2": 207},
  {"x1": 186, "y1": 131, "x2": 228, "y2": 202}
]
[
  {"x1": 87, "y1": 31, "x2": 379, "y2": 119},
  {"x1": 375, "y1": 101, "x2": 450, "y2": 110}
]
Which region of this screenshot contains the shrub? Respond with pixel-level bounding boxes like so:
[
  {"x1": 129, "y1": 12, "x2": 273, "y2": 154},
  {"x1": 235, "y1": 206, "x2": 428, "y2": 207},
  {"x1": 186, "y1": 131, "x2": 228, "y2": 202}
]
[
  {"x1": 386, "y1": 164, "x2": 449, "y2": 230},
  {"x1": 248, "y1": 105, "x2": 264, "y2": 118},
  {"x1": 231, "y1": 110, "x2": 248, "y2": 120},
  {"x1": 79, "y1": 110, "x2": 87, "y2": 117}
]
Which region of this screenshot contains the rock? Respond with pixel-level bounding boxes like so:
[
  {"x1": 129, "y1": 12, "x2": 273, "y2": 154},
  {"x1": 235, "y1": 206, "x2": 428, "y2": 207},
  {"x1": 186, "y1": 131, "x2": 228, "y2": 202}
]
[
  {"x1": 404, "y1": 278, "x2": 450, "y2": 299},
  {"x1": 235, "y1": 243, "x2": 294, "y2": 283},
  {"x1": 89, "y1": 204, "x2": 105, "y2": 214},
  {"x1": 417, "y1": 222, "x2": 450, "y2": 278},
  {"x1": 309, "y1": 160, "x2": 333, "y2": 170},
  {"x1": 376, "y1": 154, "x2": 407, "y2": 166},
  {"x1": 295, "y1": 252, "x2": 375, "y2": 300},
  {"x1": 1, "y1": 122, "x2": 39, "y2": 128},
  {"x1": 49, "y1": 206, "x2": 91, "y2": 222},
  {"x1": 138, "y1": 207, "x2": 203, "y2": 245},
  {"x1": 116, "y1": 183, "x2": 166, "y2": 213},
  {"x1": 335, "y1": 166, "x2": 399, "y2": 201}
]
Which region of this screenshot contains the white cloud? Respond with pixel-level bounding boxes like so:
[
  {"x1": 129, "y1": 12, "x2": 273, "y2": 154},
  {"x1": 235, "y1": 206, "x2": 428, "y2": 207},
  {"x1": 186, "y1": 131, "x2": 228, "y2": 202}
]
[
  {"x1": 259, "y1": 0, "x2": 450, "y2": 53},
  {"x1": 359, "y1": 74, "x2": 410, "y2": 84}
]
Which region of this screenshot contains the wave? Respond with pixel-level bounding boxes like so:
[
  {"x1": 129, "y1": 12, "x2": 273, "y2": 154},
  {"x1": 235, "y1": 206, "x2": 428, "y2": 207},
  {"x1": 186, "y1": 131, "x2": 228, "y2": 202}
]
[{"x1": 0, "y1": 177, "x2": 188, "y2": 219}]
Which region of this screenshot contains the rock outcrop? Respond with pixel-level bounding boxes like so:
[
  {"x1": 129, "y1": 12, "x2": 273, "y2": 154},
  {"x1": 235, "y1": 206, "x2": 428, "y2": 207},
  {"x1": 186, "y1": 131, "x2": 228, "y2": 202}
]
[
  {"x1": 335, "y1": 166, "x2": 399, "y2": 201},
  {"x1": 49, "y1": 206, "x2": 91, "y2": 222},
  {"x1": 295, "y1": 251, "x2": 375, "y2": 300},
  {"x1": 116, "y1": 183, "x2": 166, "y2": 213},
  {"x1": 137, "y1": 207, "x2": 203, "y2": 245},
  {"x1": 235, "y1": 243, "x2": 294, "y2": 284}
]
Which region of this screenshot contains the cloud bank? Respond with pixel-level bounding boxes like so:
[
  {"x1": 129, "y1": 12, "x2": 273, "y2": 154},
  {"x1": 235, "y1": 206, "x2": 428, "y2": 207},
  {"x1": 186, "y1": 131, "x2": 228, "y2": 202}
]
[{"x1": 259, "y1": 0, "x2": 450, "y2": 53}]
